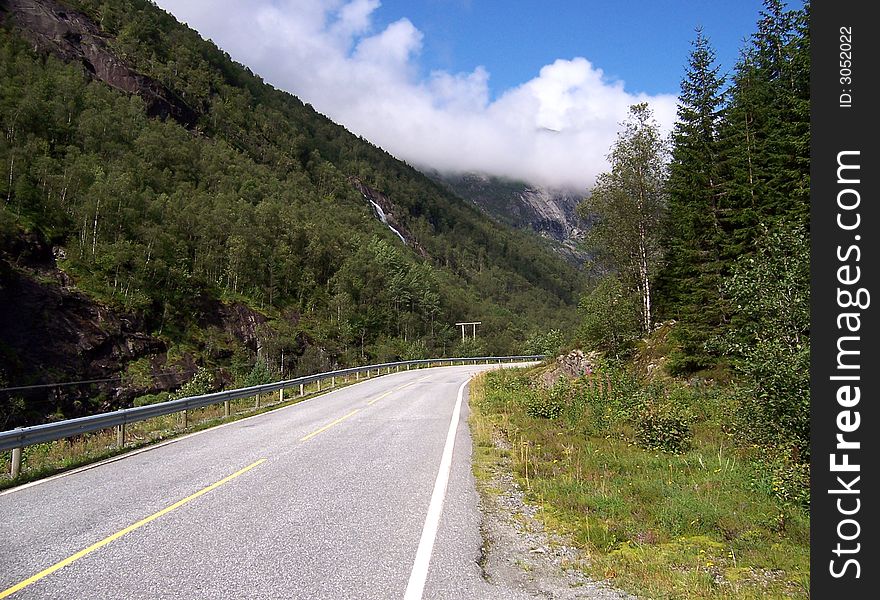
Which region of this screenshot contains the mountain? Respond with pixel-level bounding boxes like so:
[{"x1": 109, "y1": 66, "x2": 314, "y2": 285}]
[
  {"x1": 434, "y1": 172, "x2": 588, "y2": 265},
  {"x1": 0, "y1": 0, "x2": 584, "y2": 426}
]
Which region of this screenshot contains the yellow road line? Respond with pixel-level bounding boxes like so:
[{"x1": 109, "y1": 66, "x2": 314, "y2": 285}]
[
  {"x1": 299, "y1": 409, "x2": 360, "y2": 442},
  {"x1": 367, "y1": 392, "x2": 392, "y2": 405},
  {"x1": 0, "y1": 458, "x2": 267, "y2": 599}
]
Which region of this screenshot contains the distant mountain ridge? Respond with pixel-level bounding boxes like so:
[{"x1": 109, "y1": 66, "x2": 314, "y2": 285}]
[{"x1": 434, "y1": 172, "x2": 588, "y2": 264}]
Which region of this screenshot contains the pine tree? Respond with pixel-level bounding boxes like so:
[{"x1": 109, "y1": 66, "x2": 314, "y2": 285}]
[
  {"x1": 656, "y1": 28, "x2": 727, "y2": 371},
  {"x1": 718, "y1": 0, "x2": 810, "y2": 258}
]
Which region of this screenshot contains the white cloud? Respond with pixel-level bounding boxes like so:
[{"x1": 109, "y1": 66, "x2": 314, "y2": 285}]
[{"x1": 155, "y1": 0, "x2": 677, "y2": 190}]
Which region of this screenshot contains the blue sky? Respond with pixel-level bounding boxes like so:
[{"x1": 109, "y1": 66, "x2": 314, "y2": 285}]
[
  {"x1": 155, "y1": 1, "x2": 790, "y2": 189},
  {"x1": 370, "y1": 0, "x2": 768, "y2": 98}
]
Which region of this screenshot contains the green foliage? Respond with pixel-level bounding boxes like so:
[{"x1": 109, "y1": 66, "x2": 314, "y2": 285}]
[
  {"x1": 578, "y1": 103, "x2": 668, "y2": 332},
  {"x1": 750, "y1": 446, "x2": 811, "y2": 510},
  {"x1": 719, "y1": 1, "x2": 810, "y2": 247},
  {"x1": 523, "y1": 328, "x2": 564, "y2": 356},
  {"x1": 0, "y1": 0, "x2": 584, "y2": 411},
  {"x1": 170, "y1": 366, "x2": 215, "y2": 400},
  {"x1": 471, "y1": 368, "x2": 809, "y2": 598},
  {"x1": 720, "y1": 221, "x2": 810, "y2": 458},
  {"x1": 241, "y1": 361, "x2": 274, "y2": 388},
  {"x1": 132, "y1": 391, "x2": 170, "y2": 407},
  {"x1": 452, "y1": 337, "x2": 486, "y2": 358},
  {"x1": 656, "y1": 2, "x2": 810, "y2": 373},
  {"x1": 476, "y1": 368, "x2": 531, "y2": 414},
  {"x1": 401, "y1": 338, "x2": 430, "y2": 360},
  {"x1": 523, "y1": 377, "x2": 569, "y2": 419},
  {"x1": 577, "y1": 276, "x2": 640, "y2": 358},
  {"x1": 123, "y1": 357, "x2": 154, "y2": 389},
  {"x1": 563, "y1": 362, "x2": 642, "y2": 434},
  {"x1": 655, "y1": 29, "x2": 727, "y2": 371},
  {"x1": 635, "y1": 392, "x2": 693, "y2": 454}
]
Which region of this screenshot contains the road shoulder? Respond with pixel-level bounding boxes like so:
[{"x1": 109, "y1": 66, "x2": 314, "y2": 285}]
[{"x1": 470, "y1": 386, "x2": 637, "y2": 599}]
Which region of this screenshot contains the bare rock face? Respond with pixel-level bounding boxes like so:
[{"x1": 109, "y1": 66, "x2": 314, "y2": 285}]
[
  {"x1": 434, "y1": 172, "x2": 589, "y2": 265},
  {"x1": 557, "y1": 349, "x2": 595, "y2": 378},
  {"x1": 537, "y1": 349, "x2": 596, "y2": 388},
  {"x1": 1, "y1": 0, "x2": 197, "y2": 126},
  {"x1": 517, "y1": 186, "x2": 586, "y2": 243},
  {"x1": 0, "y1": 239, "x2": 167, "y2": 425},
  {"x1": 0, "y1": 231, "x2": 275, "y2": 428}
]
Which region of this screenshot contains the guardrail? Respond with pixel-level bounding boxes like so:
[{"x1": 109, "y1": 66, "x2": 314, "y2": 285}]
[{"x1": 1, "y1": 355, "x2": 544, "y2": 477}]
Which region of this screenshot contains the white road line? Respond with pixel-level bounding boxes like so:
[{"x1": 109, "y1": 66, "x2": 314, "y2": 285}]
[{"x1": 403, "y1": 377, "x2": 470, "y2": 600}]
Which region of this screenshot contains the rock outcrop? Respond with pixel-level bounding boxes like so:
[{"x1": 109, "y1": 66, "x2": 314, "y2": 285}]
[
  {"x1": 0, "y1": 231, "x2": 271, "y2": 428},
  {"x1": 434, "y1": 172, "x2": 589, "y2": 265},
  {"x1": 537, "y1": 349, "x2": 596, "y2": 388},
  {"x1": 1, "y1": 0, "x2": 197, "y2": 127}
]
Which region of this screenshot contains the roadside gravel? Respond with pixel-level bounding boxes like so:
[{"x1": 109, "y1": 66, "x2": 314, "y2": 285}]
[{"x1": 475, "y1": 436, "x2": 638, "y2": 600}]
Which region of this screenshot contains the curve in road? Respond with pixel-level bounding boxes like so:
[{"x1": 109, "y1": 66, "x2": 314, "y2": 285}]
[{"x1": 0, "y1": 364, "x2": 534, "y2": 599}]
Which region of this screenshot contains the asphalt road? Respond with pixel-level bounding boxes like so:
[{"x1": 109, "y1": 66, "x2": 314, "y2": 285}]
[{"x1": 0, "y1": 364, "x2": 534, "y2": 599}]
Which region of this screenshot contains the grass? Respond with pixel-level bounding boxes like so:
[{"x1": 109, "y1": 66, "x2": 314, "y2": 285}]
[{"x1": 469, "y1": 368, "x2": 809, "y2": 599}]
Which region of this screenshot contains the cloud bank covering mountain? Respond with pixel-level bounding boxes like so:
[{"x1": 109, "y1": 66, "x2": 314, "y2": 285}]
[{"x1": 155, "y1": 0, "x2": 678, "y2": 189}]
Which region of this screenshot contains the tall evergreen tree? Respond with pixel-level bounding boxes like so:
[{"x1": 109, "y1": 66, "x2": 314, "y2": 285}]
[
  {"x1": 656, "y1": 28, "x2": 727, "y2": 371},
  {"x1": 657, "y1": 1, "x2": 810, "y2": 372},
  {"x1": 717, "y1": 0, "x2": 810, "y2": 257}
]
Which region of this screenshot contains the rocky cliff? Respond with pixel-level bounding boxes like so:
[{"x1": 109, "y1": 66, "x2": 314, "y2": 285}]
[
  {"x1": 0, "y1": 232, "x2": 275, "y2": 429},
  {"x1": 1, "y1": 0, "x2": 197, "y2": 126},
  {"x1": 435, "y1": 172, "x2": 588, "y2": 264}
]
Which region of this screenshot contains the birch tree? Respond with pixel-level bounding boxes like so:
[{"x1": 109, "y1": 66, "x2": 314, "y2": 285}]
[{"x1": 579, "y1": 103, "x2": 667, "y2": 333}]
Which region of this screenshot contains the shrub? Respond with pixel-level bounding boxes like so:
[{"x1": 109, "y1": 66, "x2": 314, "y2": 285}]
[
  {"x1": 720, "y1": 221, "x2": 810, "y2": 459},
  {"x1": 635, "y1": 391, "x2": 692, "y2": 454},
  {"x1": 750, "y1": 446, "x2": 811, "y2": 509},
  {"x1": 241, "y1": 361, "x2": 274, "y2": 388},
  {"x1": 523, "y1": 379, "x2": 569, "y2": 419},
  {"x1": 133, "y1": 391, "x2": 171, "y2": 407},
  {"x1": 171, "y1": 366, "x2": 216, "y2": 399},
  {"x1": 524, "y1": 329, "x2": 565, "y2": 356},
  {"x1": 578, "y1": 276, "x2": 641, "y2": 358},
  {"x1": 578, "y1": 363, "x2": 641, "y2": 432}
]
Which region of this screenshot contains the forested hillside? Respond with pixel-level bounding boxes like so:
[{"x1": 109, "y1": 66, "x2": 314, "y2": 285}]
[{"x1": 0, "y1": 0, "x2": 583, "y2": 427}]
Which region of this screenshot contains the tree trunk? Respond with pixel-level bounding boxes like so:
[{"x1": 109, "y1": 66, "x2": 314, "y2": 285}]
[{"x1": 91, "y1": 197, "x2": 101, "y2": 256}]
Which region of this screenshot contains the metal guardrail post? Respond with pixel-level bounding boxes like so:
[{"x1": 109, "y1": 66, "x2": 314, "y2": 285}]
[
  {"x1": 10, "y1": 428, "x2": 22, "y2": 478},
  {"x1": 11, "y1": 447, "x2": 21, "y2": 478}
]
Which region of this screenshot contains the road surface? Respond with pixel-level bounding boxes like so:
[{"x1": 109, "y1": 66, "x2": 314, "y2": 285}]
[{"x1": 0, "y1": 364, "x2": 536, "y2": 599}]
